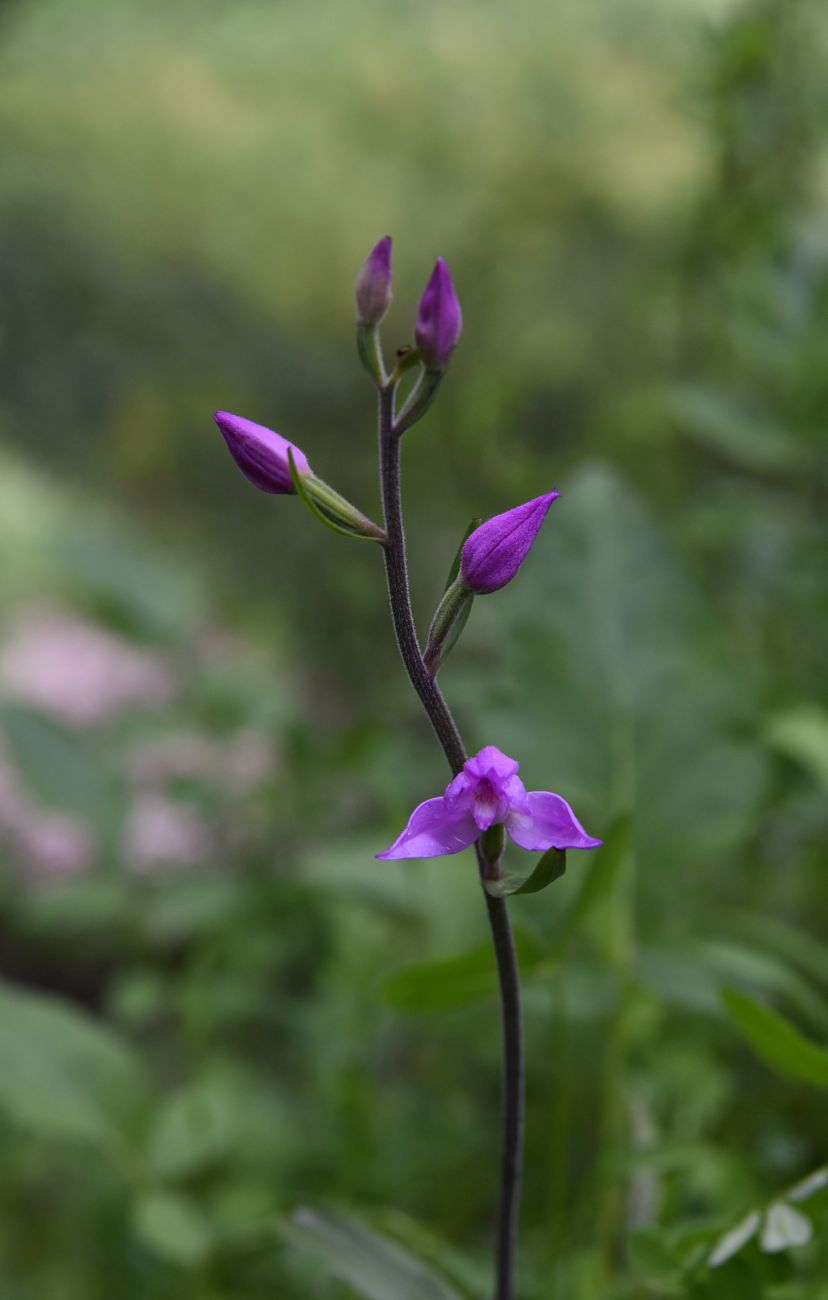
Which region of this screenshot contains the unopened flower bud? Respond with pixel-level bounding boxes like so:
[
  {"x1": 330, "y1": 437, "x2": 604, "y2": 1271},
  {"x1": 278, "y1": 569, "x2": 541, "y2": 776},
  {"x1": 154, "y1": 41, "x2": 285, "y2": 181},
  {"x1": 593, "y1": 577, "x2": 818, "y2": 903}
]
[
  {"x1": 460, "y1": 492, "x2": 560, "y2": 595},
  {"x1": 415, "y1": 257, "x2": 462, "y2": 370},
  {"x1": 356, "y1": 236, "x2": 393, "y2": 325},
  {"x1": 215, "y1": 411, "x2": 310, "y2": 494}
]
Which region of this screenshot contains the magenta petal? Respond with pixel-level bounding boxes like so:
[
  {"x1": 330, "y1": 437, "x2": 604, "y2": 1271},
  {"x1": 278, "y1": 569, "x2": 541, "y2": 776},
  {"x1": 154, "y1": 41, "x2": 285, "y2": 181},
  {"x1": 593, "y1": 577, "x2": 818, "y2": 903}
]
[
  {"x1": 506, "y1": 791, "x2": 602, "y2": 852},
  {"x1": 215, "y1": 411, "x2": 311, "y2": 494},
  {"x1": 376, "y1": 796, "x2": 478, "y2": 860},
  {"x1": 460, "y1": 493, "x2": 560, "y2": 595},
  {"x1": 356, "y1": 235, "x2": 393, "y2": 325},
  {"x1": 415, "y1": 258, "x2": 462, "y2": 369}
]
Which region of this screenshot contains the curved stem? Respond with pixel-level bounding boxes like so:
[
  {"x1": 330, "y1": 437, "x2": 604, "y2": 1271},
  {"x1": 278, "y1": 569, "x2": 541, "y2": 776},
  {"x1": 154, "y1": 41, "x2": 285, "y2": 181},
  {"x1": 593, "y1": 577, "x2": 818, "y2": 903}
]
[{"x1": 377, "y1": 384, "x2": 524, "y2": 1300}]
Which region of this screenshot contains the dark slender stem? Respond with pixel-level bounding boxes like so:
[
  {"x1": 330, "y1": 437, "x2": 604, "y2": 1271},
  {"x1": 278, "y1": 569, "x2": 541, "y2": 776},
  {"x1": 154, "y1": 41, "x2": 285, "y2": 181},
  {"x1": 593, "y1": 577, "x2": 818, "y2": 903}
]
[
  {"x1": 377, "y1": 387, "x2": 466, "y2": 774},
  {"x1": 377, "y1": 384, "x2": 524, "y2": 1300}
]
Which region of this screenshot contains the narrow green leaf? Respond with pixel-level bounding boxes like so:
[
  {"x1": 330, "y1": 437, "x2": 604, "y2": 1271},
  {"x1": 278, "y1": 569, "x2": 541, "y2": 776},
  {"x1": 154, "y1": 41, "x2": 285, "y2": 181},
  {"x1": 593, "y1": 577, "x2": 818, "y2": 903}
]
[
  {"x1": 282, "y1": 1207, "x2": 466, "y2": 1300},
  {"x1": 424, "y1": 579, "x2": 474, "y2": 676},
  {"x1": 381, "y1": 930, "x2": 541, "y2": 1012},
  {"x1": 550, "y1": 814, "x2": 630, "y2": 956},
  {"x1": 788, "y1": 1166, "x2": 828, "y2": 1204},
  {"x1": 708, "y1": 1211, "x2": 761, "y2": 1268},
  {"x1": 289, "y1": 451, "x2": 385, "y2": 543},
  {"x1": 709, "y1": 1166, "x2": 827, "y2": 1270},
  {"x1": 484, "y1": 848, "x2": 566, "y2": 897},
  {"x1": 443, "y1": 518, "x2": 482, "y2": 593},
  {"x1": 702, "y1": 939, "x2": 828, "y2": 1036},
  {"x1": 722, "y1": 988, "x2": 828, "y2": 1089}
]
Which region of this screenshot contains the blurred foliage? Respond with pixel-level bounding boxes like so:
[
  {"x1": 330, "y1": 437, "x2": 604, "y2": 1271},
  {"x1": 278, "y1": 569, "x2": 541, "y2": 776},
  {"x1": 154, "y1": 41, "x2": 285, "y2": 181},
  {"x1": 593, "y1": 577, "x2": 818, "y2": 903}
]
[{"x1": 0, "y1": 0, "x2": 827, "y2": 1296}]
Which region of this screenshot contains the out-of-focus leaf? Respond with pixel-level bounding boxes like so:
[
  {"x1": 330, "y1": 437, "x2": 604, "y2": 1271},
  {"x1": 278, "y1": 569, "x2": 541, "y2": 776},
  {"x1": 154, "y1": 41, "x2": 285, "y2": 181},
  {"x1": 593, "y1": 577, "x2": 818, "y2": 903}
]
[
  {"x1": 282, "y1": 1207, "x2": 466, "y2": 1300},
  {"x1": 144, "y1": 1069, "x2": 285, "y2": 1183},
  {"x1": 469, "y1": 467, "x2": 766, "y2": 878},
  {"x1": 0, "y1": 703, "x2": 118, "y2": 825},
  {"x1": 788, "y1": 1166, "x2": 828, "y2": 1204},
  {"x1": 381, "y1": 930, "x2": 541, "y2": 1012},
  {"x1": 0, "y1": 979, "x2": 145, "y2": 1152},
  {"x1": 760, "y1": 1202, "x2": 813, "y2": 1253},
  {"x1": 702, "y1": 940, "x2": 828, "y2": 1035},
  {"x1": 708, "y1": 1210, "x2": 761, "y2": 1267},
  {"x1": 484, "y1": 848, "x2": 566, "y2": 897},
  {"x1": 638, "y1": 946, "x2": 722, "y2": 1016},
  {"x1": 146, "y1": 1077, "x2": 239, "y2": 1181},
  {"x1": 58, "y1": 523, "x2": 206, "y2": 641},
  {"x1": 443, "y1": 517, "x2": 482, "y2": 594},
  {"x1": 669, "y1": 385, "x2": 807, "y2": 474},
  {"x1": 550, "y1": 815, "x2": 630, "y2": 956},
  {"x1": 709, "y1": 1166, "x2": 827, "y2": 1270},
  {"x1": 132, "y1": 1191, "x2": 213, "y2": 1267},
  {"x1": 143, "y1": 873, "x2": 245, "y2": 945},
  {"x1": 766, "y1": 704, "x2": 828, "y2": 790},
  {"x1": 628, "y1": 1226, "x2": 683, "y2": 1289},
  {"x1": 721, "y1": 911, "x2": 828, "y2": 1000},
  {"x1": 722, "y1": 988, "x2": 828, "y2": 1089}
]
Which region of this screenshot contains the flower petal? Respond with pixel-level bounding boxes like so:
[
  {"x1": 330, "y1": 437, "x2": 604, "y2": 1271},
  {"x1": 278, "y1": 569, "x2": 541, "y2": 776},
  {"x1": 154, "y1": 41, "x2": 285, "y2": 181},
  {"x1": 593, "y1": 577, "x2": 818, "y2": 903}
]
[
  {"x1": 376, "y1": 797, "x2": 478, "y2": 860},
  {"x1": 506, "y1": 791, "x2": 602, "y2": 852},
  {"x1": 460, "y1": 494, "x2": 559, "y2": 595},
  {"x1": 215, "y1": 411, "x2": 310, "y2": 494},
  {"x1": 463, "y1": 745, "x2": 521, "y2": 784}
]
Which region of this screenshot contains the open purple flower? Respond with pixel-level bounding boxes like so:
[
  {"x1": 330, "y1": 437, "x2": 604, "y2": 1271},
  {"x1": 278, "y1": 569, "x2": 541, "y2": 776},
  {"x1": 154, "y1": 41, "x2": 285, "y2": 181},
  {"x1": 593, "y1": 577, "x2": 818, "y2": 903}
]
[
  {"x1": 377, "y1": 745, "x2": 601, "y2": 860},
  {"x1": 415, "y1": 257, "x2": 462, "y2": 370},
  {"x1": 215, "y1": 411, "x2": 310, "y2": 494},
  {"x1": 461, "y1": 492, "x2": 560, "y2": 595}
]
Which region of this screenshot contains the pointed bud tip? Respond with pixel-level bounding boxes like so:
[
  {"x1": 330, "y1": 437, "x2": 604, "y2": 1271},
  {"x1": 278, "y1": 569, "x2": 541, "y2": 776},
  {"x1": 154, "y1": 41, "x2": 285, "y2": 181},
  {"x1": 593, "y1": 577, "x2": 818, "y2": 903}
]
[
  {"x1": 214, "y1": 409, "x2": 310, "y2": 494},
  {"x1": 460, "y1": 491, "x2": 560, "y2": 595}
]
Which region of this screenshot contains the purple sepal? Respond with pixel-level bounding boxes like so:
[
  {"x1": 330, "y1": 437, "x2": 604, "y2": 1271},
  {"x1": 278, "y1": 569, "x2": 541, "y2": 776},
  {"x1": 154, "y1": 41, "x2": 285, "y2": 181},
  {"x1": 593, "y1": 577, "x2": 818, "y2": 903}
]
[
  {"x1": 356, "y1": 236, "x2": 393, "y2": 325},
  {"x1": 375, "y1": 797, "x2": 477, "y2": 860},
  {"x1": 215, "y1": 411, "x2": 311, "y2": 495},
  {"x1": 414, "y1": 257, "x2": 462, "y2": 370},
  {"x1": 377, "y1": 744, "x2": 601, "y2": 861},
  {"x1": 460, "y1": 492, "x2": 560, "y2": 595}
]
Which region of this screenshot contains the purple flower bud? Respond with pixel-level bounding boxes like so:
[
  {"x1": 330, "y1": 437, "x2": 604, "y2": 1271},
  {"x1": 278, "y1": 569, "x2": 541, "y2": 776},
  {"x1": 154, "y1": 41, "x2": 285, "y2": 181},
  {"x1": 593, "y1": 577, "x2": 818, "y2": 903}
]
[
  {"x1": 215, "y1": 411, "x2": 311, "y2": 494},
  {"x1": 355, "y1": 236, "x2": 393, "y2": 325},
  {"x1": 415, "y1": 257, "x2": 462, "y2": 370},
  {"x1": 460, "y1": 492, "x2": 560, "y2": 594}
]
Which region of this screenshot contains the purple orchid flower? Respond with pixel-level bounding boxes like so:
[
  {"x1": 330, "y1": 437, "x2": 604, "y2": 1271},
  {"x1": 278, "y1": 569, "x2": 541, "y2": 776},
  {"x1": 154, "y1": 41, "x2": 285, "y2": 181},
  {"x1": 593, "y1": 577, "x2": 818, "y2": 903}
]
[
  {"x1": 461, "y1": 492, "x2": 560, "y2": 594},
  {"x1": 415, "y1": 257, "x2": 462, "y2": 369},
  {"x1": 215, "y1": 411, "x2": 310, "y2": 494},
  {"x1": 377, "y1": 745, "x2": 601, "y2": 860},
  {"x1": 356, "y1": 235, "x2": 393, "y2": 325}
]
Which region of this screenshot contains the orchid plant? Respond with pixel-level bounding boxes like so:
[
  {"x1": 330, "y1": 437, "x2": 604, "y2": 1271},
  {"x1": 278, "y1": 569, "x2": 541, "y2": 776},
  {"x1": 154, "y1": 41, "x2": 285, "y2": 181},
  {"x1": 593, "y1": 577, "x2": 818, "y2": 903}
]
[{"x1": 214, "y1": 238, "x2": 602, "y2": 1300}]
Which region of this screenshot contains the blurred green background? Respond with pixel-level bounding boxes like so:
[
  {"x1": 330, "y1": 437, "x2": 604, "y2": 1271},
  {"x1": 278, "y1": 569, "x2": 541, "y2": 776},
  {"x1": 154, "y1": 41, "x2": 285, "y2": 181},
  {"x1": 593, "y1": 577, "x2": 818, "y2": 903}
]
[{"x1": 0, "y1": 0, "x2": 827, "y2": 1296}]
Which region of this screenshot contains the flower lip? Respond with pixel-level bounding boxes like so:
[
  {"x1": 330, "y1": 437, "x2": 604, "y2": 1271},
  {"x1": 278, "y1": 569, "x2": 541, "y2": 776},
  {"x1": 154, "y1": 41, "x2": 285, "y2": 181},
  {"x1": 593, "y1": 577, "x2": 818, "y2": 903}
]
[
  {"x1": 215, "y1": 410, "x2": 311, "y2": 494},
  {"x1": 377, "y1": 744, "x2": 602, "y2": 861},
  {"x1": 460, "y1": 492, "x2": 560, "y2": 595}
]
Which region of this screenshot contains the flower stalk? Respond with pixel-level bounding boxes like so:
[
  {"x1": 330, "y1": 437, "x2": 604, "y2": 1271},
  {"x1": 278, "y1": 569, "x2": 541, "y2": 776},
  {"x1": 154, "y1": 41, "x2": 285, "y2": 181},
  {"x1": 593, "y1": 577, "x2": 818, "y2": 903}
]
[
  {"x1": 214, "y1": 241, "x2": 600, "y2": 1300},
  {"x1": 377, "y1": 380, "x2": 524, "y2": 1300}
]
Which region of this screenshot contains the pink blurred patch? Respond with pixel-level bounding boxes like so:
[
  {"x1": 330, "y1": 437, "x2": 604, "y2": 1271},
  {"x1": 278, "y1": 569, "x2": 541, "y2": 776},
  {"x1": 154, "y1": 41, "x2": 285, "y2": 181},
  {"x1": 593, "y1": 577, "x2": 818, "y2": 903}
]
[
  {"x1": 125, "y1": 728, "x2": 276, "y2": 794},
  {"x1": 0, "y1": 606, "x2": 175, "y2": 727},
  {"x1": 124, "y1": 794, "x2": 212, "y2": 874},
  {"x1": 0, "y1": 743, "x2": 93, "y2": 876}
]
